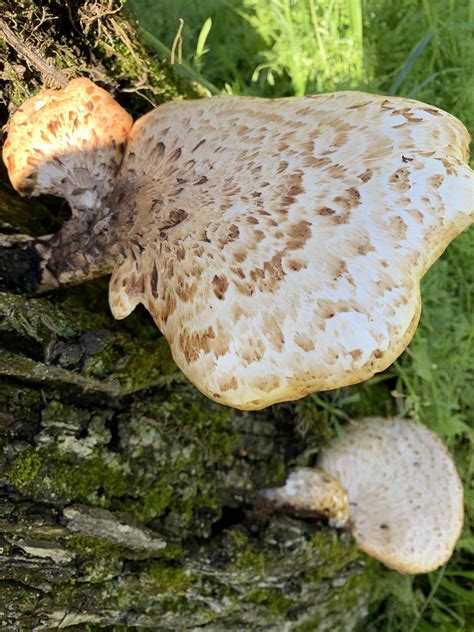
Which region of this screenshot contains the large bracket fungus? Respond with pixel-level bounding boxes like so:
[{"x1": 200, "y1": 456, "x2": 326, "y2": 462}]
[
  {"x1": 2, "y1": 78, "x2": 473, "y2": 409},
  {"x1": 259, "y1": 417, "x2": 464, "y2": 574}
]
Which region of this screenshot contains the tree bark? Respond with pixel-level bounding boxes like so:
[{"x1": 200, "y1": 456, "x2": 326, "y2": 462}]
[{"x1": 0, "y1": 2, "x2": 376, "y2": 628}]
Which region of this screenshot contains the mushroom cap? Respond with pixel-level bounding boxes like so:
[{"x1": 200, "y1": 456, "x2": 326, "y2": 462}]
[
  {"x1": 2, "y1": 78, "x2": 133, "y2": 214},
  {"x1": 319, "y1": 417, "x2": 464, "y2": 573},
  {"x1": 108, "y1": 91, "x2": 473, "y2": 409}
]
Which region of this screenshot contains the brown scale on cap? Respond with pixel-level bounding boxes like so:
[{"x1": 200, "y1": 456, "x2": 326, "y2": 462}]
[
  {"x1": 260, "y1": 417, "x2": 464, "y2": 574},
  {"x1": 2, "y1": 81, "x2": 473, "y2": 409}
]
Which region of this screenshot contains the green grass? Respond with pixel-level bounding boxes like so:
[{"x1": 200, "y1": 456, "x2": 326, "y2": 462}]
[{"x1": 127, "y1": 0, "x2": 473, "y2": 629}]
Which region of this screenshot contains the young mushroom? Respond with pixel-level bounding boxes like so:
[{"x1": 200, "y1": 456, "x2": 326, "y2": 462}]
[
  {"x1": 3, "y1": 79, "x2": 473, "y2": 409},
  {"x1": 2, "y1": 78, "x2": 133, "y2": 288},
  {"x1": 259, "y1": 417, "x2": 464, "y2": 574}
]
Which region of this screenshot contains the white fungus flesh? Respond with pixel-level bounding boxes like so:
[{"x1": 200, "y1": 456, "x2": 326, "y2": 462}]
[{"x1": 318, "y1": 417, "x2": 464, "y2": 574}]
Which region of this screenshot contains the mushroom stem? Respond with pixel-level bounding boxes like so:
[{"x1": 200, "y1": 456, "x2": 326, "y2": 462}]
[
  {"x1": 31, "y1": 217, "x2": 119, "y2": 291},
  {"x1": 258, "y1": 467, "x2": 349, "y2": 527},
  {"x1": 0, "y1": 203, "x2": 123, "y2": 293}
]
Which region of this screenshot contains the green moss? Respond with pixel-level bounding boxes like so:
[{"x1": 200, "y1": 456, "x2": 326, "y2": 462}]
[
  {"x1": 227, "y1": 531, "x2": 267, "y2": 574},
  {"x1": 3, "y1": 385, "x2": 239, "y2": 541},
  {"x1": 0, "y1": 293, "x2": 81, "y2": 344},
  {"x1": 303, "y1": 530, "x2": 361, "y2": 582},
  {"x1": 0, "y1": 290, "x2": 179, "y2": 396},
  {"x1": 0, "y1": 382, "x2": 40, "y2": 411},
  {"x1": 65, "y1": 535, "x2": 124, "y2": 583},
  {"x1": 120, "y1": 450, "x2": 224, "y2": 529},
  {"x1": 143, "y1": 562, "x2": 195, "y2": 592},
  {"x1": 82, "y1": 335, "x2": 178, "y2": 392},
  {"x1": 141, "y1": 487, "x2": 175, "y2": 520},
  {"x1": 4, "y1": 383, "x2": 239, "y2": 541},
  {"x1": 3, "y1": 450, "x2": 42, "y2": 487},
  {"x1": 0, "y1": 55, "x2": 31, "y2": 106},
  {"x1": 66, "y1": 534, "x2": 124, "y2": 561},
  {"x1": 56, "y1": 278, "x2": 115, "y2": 331},
  {"x1": 159, "y1": 595, "x2": 199, "y2": 614},
  {"x1": 113, "y1": 388, "x2": 237, "y2": 531},
  {"x1": 245, "y1": 588, "x2": 297, "y2": 616},
  {"x1": 45, "y1": 454, "x2": 130, "y2": 503},
  {"x1": 53, "y1": 578, "x2": 120, "y2": 611},
  {"x1": 4, "y1": 448, "x2": 129, "y2": 505},
  {"x1": 132, "y1": 389, "x2": 234, "y2": 449},
  {"x1": 295, "y1": 570, "x2": 376, "y2": 632}
]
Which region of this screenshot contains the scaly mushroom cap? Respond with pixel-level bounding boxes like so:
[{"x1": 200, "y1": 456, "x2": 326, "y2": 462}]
[
  {"x1": 2, "y1": 78, "x2": 133, "y2": 214},
  {"x1": 108, "y1": 92, "x2": 473, "y2": 409},
  {"x1": 319, "y1": 417, "x2": 464, "y2": 573}
]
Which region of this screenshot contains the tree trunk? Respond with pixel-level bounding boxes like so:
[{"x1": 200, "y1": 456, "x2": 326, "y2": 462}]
[{"x1": 0, "y1": 2, "x2": 376, "y2": 628}]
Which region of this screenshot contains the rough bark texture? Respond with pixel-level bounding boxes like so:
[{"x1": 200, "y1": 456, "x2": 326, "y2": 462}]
[{"x1": 0, "y1": 1, "x2": 379, "y2": 628}]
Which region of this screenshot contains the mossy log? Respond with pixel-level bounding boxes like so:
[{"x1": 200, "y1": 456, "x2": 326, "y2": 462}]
[{"x1": 0, "y1": 1, "x2": 377, "y2": 628}]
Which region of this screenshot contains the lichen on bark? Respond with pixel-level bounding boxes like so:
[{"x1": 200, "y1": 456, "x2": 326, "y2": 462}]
[{"x1": 0, "y1": 1, "x2": 378, "y2": 628}]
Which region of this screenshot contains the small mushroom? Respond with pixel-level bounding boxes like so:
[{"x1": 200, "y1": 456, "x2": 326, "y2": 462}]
[
  {"x1": 260, "y1": 417, "x2": 464, "y2": 573},
  {"x1": 2, "y1": 80, "x2": 473, "y2": 408},
  {"x1": 3, "y1": 77, "x2": 133, "y2": 213},
  {"x1": 2, "y1": 78, "x2": 133, "y2": 287}
]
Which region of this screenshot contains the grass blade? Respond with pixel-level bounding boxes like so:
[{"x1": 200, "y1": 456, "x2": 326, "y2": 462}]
[
  {"x1": 196, "y1": 17, "x2": 213, "y2": 57},
  {"x1": 389, "y1": 31, "x2": 435, "y2": 94},
  {"x1": 139, "y1": 26, "x2": 220, "y2": 95}
]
